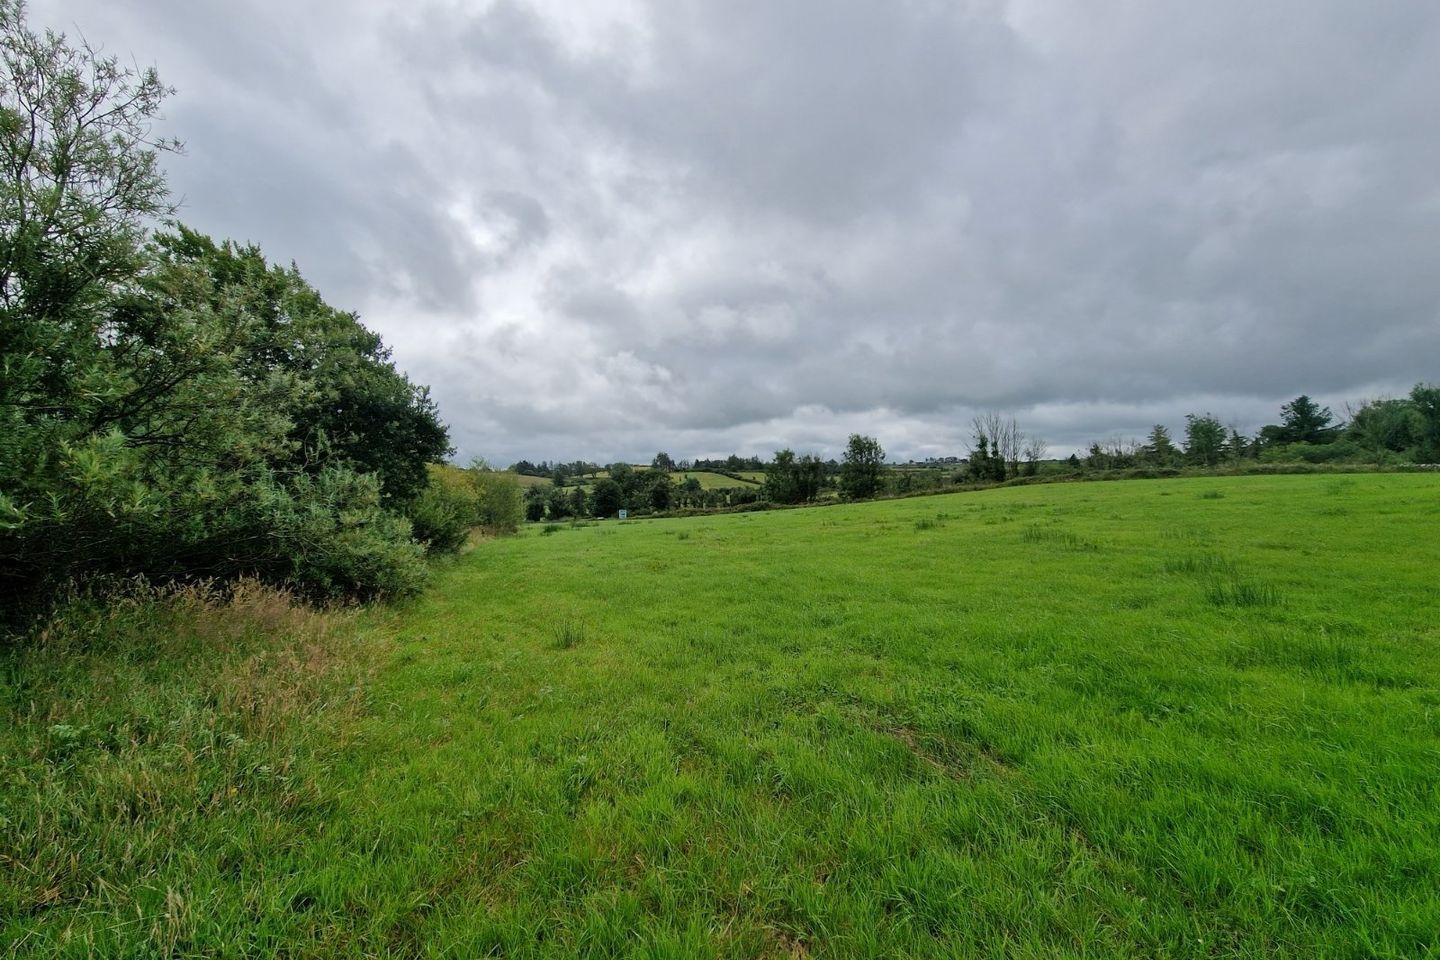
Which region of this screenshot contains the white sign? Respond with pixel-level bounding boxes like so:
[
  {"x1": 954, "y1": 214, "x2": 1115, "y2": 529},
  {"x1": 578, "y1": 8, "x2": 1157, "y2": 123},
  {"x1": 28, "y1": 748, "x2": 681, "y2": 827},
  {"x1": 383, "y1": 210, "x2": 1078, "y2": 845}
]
[{"x1": 618, "y1": 509, "x2": 628, "y2": 520}]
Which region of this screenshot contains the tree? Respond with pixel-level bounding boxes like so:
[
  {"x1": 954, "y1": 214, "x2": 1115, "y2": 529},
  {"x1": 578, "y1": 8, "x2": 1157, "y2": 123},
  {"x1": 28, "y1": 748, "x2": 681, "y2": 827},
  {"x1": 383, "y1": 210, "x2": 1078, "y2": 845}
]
[
  {"x1": 839, "y1": 434, "x2": 885, "y2": 499},
  {"x1": 0, "y1": 4, "x2": 453, "y2": 612},
  {"x1": 1022, "y1": 435, "x2": 1048, "y2": 476},
  {"x1": 764, "y1": 450, "x2": 823, "y2": 504},
  {"x1": 1346, "y1": 398, "x2": 1420, "y2": 460},
  {"x1": 651, "y1": 451, "x2": 675, "y2": 472},
  {"x1": 968, "y1": 413, "x2": 1020, "y2": 481},
  {"x1": 647, "y1": 472, "x2": 674, "y2": 511},
  {"x1": 1184, "y1": 413, "x2": 1227, "y2": 466},
  {"x1": 1227, "y1": 428, "x2": 1249, "y2": 462},
  {"x1": 1411, "y1": 383, "x2": 1440, "y2": 463},
  {"x1": 590, "y1": 478, "x2": 623, "y2": 518},
  {"x1": 150, "y1": 228, "x2": 451, "y2": 502},
  {"x1": 966, "y1": 434, "x2": 997, "y2": 482},
  {"x1": 0, "y1": 0, "x2": 180, "y2": 319},
  {"x1": 765, "y1": 450, "x2": 799, "y2": 503},
  {"x1": 545, "y1": 485, "x2": 573, "y2": 519},
  {"x1": 1275, "y1": 395, "x2": 1338, "y2": 445},
  {"x1": 1142, "y1": 425, "x2": 1179, "y2": 466}
]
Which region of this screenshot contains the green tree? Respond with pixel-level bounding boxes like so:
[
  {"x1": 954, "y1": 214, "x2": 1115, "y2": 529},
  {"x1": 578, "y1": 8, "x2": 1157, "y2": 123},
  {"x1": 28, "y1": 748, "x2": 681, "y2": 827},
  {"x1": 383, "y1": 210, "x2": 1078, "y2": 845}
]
[
  {"x1": 150, "y1": 228, "x2": 450, "y2": 502},
  {"x1": 606, "y1": 462, "x2": 637, "y2": 505},
  {"x1": 1184, "y1": 414, "x2": 1227, "y2": 466},
  {"x1": 545, "y1": 485, "x2": 574, "y2": 519},
  {"x1": 765, "y1": 450, "x2": 823, "y2": 504},
  {"x1": 1347, "y1": 398, "x2": 1421, "y2": 460},
  {"x1": 1227, "y1": 428, "x2": 1249, "y2": 462},
  {"x1": 590, "y1": 478, "x2": 623, "y2": 518},
  {"x1": 839, "y1": 434, "x2": 885, "y2": 499},
  {"x1": 1411, "y1": 383, "x2": 1440, "y2": 462},
  {"x1": 1276, "y1": 395, "x2": 1338, "y2": 445},
  {"x1": 647, "y1": 471, "x2": 674, "y2": 511},
  {"x1": 0, "y1": 4, "x2": 452, "y2": 612},
  {"x1": 651, "y1": 451, "x2": 675, "y2": 472},
  {"x1": 523, "y1": 487, "x2": 546, "y2": 522},
  {"x1": 1142, "y1": 425, "x2": 1179, "y2": 466}
]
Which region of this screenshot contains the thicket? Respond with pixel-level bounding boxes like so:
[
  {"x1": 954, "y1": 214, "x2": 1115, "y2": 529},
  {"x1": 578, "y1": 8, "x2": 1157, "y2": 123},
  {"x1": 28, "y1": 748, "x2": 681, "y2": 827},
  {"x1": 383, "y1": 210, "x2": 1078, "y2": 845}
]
[{"x1": 0, "y1": 3, "x2": 462, "y2": 623}]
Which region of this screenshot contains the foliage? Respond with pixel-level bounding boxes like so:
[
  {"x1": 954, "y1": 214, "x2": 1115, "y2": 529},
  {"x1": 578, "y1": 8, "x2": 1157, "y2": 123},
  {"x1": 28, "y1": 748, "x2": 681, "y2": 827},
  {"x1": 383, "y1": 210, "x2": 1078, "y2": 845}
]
[
  {"x1": 967, "y1": 413, "x2": 1020, "y2": 481},
  {"x1": 764, "y1": 448, "x2": 824, "y2": 504},
  {"x1": 0, "y1": 4, "x2": 456, "y2": 613},
  {"x1": 149, "y1": 229, "x2": 451, "y2": 503},
  {"x1": 545, "y1": 484, "x2": 575, "y2": 520},
  {"x1": 1274, "y1": 394, "x2": 1339, "y2": 445},
  {"x1": 1183, "y1": 413, "x2": 1227, "y2": 466},
  {"x1": 406, "y1": 463, "x2": 521, "y2": 551},
  {"x1": 1346, "y1": 397, "x2": 1422, "y2": 461},
  {"x1": 1411, "y1": 383, "x2": 1440, "y2": 462},
  {"x1": 1142, "y1": 424, "x2": 1180, "y2": 466},
  {"x1": 589, "y1": 478, "x2": 623, "y2": 518},
  {"x1": 839, "y1": 433, "x2": 885, "y2": 499}
]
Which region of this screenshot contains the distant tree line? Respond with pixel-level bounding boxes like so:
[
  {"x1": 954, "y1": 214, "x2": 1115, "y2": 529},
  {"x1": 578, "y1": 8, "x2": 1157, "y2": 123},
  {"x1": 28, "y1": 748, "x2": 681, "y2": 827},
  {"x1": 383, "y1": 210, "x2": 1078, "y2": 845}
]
[
  {"x1": 1077, "y1": 389, "x2": 1440, "y2": 471},
  {"x1": 513, "y1": 386, "x2": 1439, "y2": 524}
]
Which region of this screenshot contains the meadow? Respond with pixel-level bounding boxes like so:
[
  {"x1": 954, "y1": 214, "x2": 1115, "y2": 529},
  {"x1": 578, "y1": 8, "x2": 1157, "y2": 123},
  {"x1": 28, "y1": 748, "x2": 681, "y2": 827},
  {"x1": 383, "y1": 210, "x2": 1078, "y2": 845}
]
[
  {"x1": 4, "y1": 474, "x2": 1439, "y2": 958},
  {"x1": 676, "y1": 471, "x2": 763, "y2": 490}
]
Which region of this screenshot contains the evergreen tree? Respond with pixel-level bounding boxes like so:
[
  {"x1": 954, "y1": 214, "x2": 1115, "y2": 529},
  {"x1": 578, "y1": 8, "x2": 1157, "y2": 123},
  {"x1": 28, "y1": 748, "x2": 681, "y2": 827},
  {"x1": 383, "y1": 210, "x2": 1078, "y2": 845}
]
[{"x1": 1184, "y1": 414, "x2": 1228, "y2": 466}]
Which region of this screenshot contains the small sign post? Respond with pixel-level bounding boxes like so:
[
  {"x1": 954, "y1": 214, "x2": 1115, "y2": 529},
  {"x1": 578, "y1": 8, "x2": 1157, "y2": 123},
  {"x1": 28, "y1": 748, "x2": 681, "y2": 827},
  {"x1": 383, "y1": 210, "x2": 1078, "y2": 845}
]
[{"x1": 618, "y1": 509, "x2": 628, "y2": 520}]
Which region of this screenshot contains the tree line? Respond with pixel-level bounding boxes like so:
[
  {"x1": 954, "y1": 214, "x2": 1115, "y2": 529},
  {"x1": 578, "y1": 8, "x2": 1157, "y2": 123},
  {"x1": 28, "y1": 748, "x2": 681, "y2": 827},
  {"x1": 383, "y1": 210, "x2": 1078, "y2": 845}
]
[
  {"x1": 515, "y1": 388, "x2": 1438, "y2": 523},
  {"x1": 1077, "y1": 390, "x2": 1440, "y2": 471}
]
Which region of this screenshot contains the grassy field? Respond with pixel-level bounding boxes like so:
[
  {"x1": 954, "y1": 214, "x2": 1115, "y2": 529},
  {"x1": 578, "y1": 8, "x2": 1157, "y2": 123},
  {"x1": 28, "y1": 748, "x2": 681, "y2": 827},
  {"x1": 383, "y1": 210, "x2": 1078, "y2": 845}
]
[
  {"x1": 677, "y1": 471, "x2": 762, "y2": 490},
  {"x1": 4, "y1": 474, "x2": 1439, "y2": 957},
  {"x1": 505, "y1": 472, "x2": 552, "y2": 488}
]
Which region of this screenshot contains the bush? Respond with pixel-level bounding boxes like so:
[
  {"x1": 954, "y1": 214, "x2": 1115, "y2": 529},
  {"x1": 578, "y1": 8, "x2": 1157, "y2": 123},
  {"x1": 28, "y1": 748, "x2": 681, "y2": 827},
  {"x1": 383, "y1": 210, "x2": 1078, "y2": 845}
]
[
  {"x1": 1260, "y1": 440, "x2": 1364, "y2": 464},
  {"x1": 472, "y1": 471, "x2": 523, "y2": 533},
  {"x1": 405, "y1": 464, "x2": 523, "y2": 552},
  {"x1": 404, "y1": 480, "x2": 473, "y2": 554},
  {"x1": 1, "y1": 458, "x2": 429, "y2": 619}
]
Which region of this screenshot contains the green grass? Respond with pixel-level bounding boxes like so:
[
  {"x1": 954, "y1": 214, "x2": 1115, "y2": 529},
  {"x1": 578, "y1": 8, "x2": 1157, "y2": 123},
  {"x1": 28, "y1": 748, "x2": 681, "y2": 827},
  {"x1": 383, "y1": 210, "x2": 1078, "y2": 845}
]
[
  {"x1": 504, "y1": 472, "x2": 552, "y2": 488},
  {"x1": 677, "y1": 471, "x2": 762, "y2": 490},
  {"x1": 5, "y1": 474, "x2": 1440, "y2": 957}
]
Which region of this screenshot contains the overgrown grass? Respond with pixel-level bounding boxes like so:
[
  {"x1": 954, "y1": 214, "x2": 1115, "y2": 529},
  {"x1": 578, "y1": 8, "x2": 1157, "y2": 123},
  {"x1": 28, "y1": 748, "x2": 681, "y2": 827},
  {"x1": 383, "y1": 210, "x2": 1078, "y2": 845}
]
[
  {"x1": 1162, "y1": 552, "x2": 1236, "y2": 576},
  {"x1": 0, "y1": 581, "x2": 373, "y2": 957},
  {"x1": 1205, "y1": 575, "x2": 1282, "y2": 608},
  {"x1": 1021, "y1": 524, "x2": 1099, "y2": 551},
  {"x1": 5, "y1": 475, "x2": 1440, "y2": 957}
]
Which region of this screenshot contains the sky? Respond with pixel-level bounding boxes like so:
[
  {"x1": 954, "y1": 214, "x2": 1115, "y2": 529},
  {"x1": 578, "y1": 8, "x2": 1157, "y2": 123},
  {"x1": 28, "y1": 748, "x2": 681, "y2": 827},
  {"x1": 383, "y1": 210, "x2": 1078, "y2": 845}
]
[{"x1": 34, "y1": 0, "x2": 1440, "y2": 464}]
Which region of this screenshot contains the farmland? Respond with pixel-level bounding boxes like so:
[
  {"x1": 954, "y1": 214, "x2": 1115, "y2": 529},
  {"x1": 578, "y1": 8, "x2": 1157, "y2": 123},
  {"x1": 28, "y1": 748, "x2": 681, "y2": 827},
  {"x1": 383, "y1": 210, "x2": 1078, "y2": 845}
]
[
  {"x1": 4, "y1": 473, "x2": 1440, "y2": 957},
  {"x1": 676, "y1": 471, "x2": 763, "y2": 490}
]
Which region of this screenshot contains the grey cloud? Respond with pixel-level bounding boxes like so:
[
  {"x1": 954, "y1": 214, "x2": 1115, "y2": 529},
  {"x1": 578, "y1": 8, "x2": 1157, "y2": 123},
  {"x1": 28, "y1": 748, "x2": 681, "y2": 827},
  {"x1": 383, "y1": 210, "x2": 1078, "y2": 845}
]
[{"x1": 32, "y1": 0, "x2": 1440, "y2": 465}]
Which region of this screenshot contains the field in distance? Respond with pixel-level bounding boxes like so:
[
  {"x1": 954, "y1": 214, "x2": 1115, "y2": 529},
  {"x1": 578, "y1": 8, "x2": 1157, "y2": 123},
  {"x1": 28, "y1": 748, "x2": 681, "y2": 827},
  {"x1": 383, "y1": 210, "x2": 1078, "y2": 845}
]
[
  {"x1": 5, "y1": 473, "x2": 1438, "y2": 957},
  {"x1": 503, "y1": 471, "x2": 552, "y2": 487},
  {"x1": 676, "y1": 470, "x2": 762, "y2": 489}
]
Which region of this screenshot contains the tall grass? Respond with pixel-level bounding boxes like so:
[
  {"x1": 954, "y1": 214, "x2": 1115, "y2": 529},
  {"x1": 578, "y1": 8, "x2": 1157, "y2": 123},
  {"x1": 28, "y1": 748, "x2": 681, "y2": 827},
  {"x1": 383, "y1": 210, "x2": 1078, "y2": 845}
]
[{"x1": 0, "y1": 581, "x2": 370, "y2": 955}]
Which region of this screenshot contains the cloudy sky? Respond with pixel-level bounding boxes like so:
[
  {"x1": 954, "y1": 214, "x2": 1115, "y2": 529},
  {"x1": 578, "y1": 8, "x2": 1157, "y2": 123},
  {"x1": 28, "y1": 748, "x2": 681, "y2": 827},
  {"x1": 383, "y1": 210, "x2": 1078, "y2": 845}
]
[{"x1": 36, "y1": 0, "x2": 1440, "y2": 463}]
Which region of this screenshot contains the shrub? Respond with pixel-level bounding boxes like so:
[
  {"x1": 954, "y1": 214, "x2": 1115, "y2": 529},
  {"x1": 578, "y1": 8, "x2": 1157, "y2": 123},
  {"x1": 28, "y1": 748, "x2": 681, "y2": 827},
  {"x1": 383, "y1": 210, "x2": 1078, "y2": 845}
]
[
  {"x1": 404, "y1": 480, "x2": 472, "y2": 554},
  {"x1": 405, "y1": 464, "x2": 523, "y2": 552}
]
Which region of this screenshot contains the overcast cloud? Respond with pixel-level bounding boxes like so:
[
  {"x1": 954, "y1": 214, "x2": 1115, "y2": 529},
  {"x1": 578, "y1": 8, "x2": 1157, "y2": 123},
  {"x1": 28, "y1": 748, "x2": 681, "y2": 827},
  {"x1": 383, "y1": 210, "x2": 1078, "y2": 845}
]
[{"x1": 35, "y1": 0, "x2": 1440, "y2": 463}]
